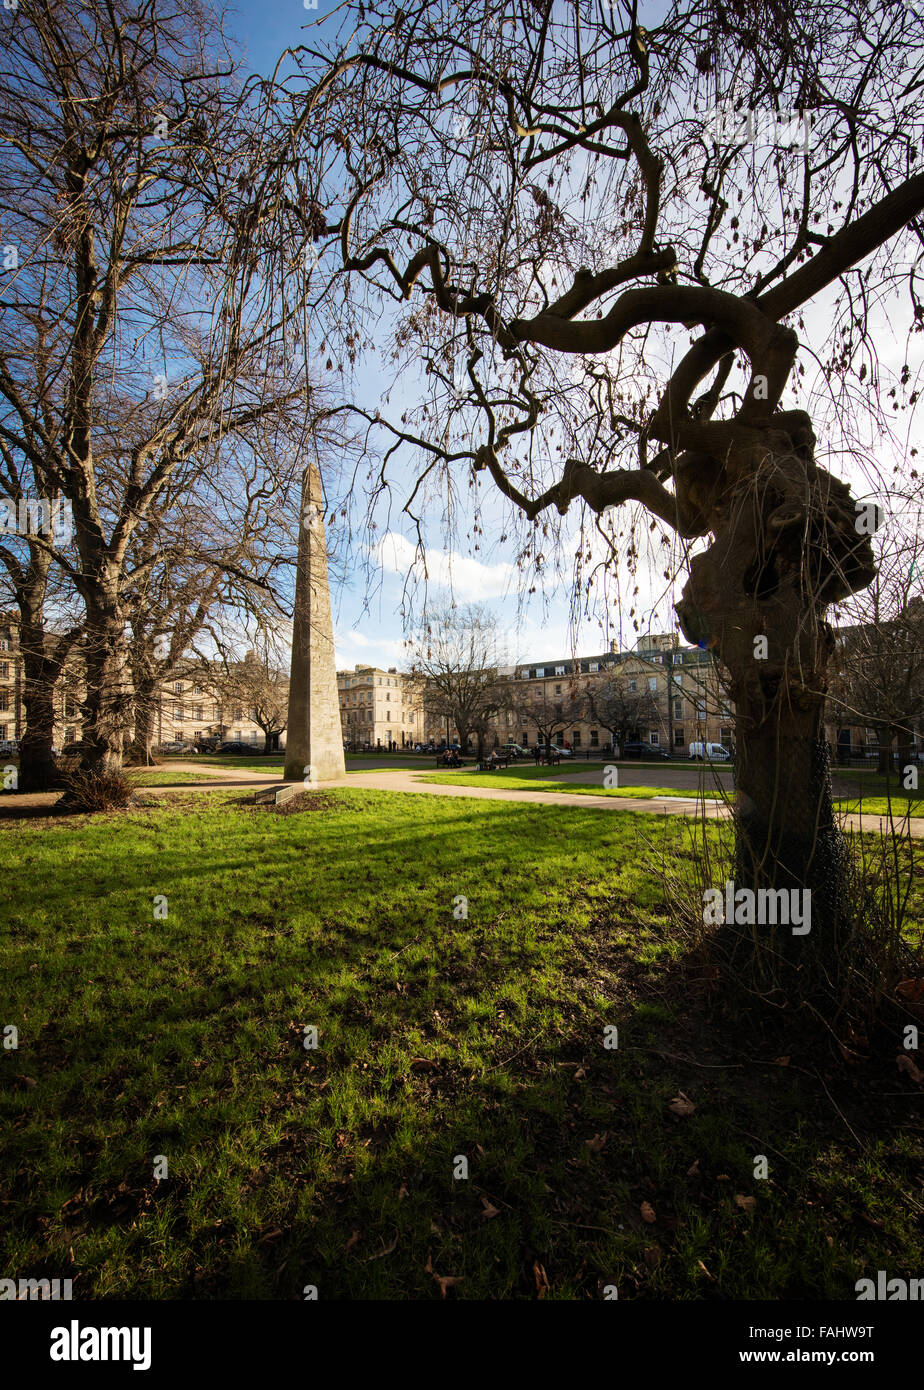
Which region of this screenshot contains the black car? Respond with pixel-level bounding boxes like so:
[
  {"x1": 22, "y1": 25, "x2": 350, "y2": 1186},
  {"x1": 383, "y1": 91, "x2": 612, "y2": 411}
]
[
  {"x1": 217, "y1": 741, "x2": 254, "y2": 754},
  {"x1": 620, "y1": 741, "x2": 672, "y2": 761}
]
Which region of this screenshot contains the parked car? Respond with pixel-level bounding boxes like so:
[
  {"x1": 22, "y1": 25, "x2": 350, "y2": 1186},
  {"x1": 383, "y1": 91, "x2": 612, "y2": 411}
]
[
  {"x1": 217, "y1": 741, "x2": 254, "y2": 754},
  {"x1": 621, "y1": 741, "x2": 671, "y2": 760},
  {"x1": 158, "y1": 741, "x2": 198, "y2": 755},
  {"x1": 689, "y1": 741, "x2": 732, "y2": 761},
  {"x1": 502, "y1": 743, "x2": 530, "y2": 758},
  {"x1": 0, "y1": 739, "x2": 19, "y2": 756},
  {"x1": 554, "y1": 746, "x2": 574, "y2": 757}
]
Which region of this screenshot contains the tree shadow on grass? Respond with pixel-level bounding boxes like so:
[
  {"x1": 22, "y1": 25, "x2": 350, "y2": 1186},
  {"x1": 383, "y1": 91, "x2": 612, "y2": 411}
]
[{"x1": 1, "y1": 792, "x2": 922, "y2": 1300}]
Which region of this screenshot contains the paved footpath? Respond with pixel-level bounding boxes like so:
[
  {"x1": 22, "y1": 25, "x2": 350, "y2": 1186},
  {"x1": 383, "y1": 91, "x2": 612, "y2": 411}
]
[{"x1": 2, "y1": 761, "x2": 922, "y2": 838}]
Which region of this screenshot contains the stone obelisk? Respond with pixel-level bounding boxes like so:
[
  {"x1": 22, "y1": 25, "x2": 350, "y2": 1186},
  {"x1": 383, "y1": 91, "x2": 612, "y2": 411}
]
[{"x1": 284, "y1": 459, "x2": 345, "y2": 784}]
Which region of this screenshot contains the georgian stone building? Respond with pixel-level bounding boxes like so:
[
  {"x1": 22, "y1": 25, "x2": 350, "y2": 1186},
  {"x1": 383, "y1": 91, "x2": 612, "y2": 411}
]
[
  {"x1": 337, "y1": 665, "x2": 424, "y2": 749},
  {"x1": 483, "y1": 632, "x2": 734, "y2": 754}
]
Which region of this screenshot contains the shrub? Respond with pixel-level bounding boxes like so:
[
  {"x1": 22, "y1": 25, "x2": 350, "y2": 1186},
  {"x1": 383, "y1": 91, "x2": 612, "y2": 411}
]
[{"x1": 58, "y1": 768, "x2": 136, "y2": 813}]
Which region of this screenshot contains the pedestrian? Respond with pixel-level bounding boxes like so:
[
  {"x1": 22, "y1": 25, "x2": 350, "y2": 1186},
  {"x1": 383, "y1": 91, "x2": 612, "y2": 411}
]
[{"x1": 533, "y1": 744, "x2": 541, "y2": 766}]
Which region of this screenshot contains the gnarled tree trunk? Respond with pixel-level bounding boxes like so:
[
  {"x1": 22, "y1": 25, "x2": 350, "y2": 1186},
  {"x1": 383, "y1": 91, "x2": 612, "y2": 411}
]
[{"x1": 676, "y1": 429, "x2": 876, "y2": 1009}]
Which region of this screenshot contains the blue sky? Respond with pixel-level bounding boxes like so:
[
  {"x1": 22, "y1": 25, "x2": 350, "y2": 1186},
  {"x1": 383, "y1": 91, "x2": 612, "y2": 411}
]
[
  {"x1": 223, "y1": 1, "x2": 922, "y2": 674},
  {"x1": 223, "y1": 0, "x2": 675, "y2": 670}
]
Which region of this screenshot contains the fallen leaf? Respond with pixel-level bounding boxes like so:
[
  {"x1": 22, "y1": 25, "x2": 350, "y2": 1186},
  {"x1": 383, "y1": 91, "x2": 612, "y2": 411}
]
[
  {"x1": 425, "y1": 1251, "x2": 463, "y2": 1298},
  {"x1": 773, "y1": 1056, "x2": 791, "y2": 1067},
  {"x1": 365, "y1": 1234, "x2": 398, "y2": 1262},
  {"x1": 668, "y1": 1092, "x2": 695, "y2": 1117},
  {"x1": 686, "y1": 1160, "x2": 701, "y2": 1178},
  {"x1": 716, "y1": 1173, "x2": 731, "y2": 1182},
  {"x1": 697, "y1": 1259, "x2": 715, "y2": 1281},
  {"x1": 257, "y1": 1228, "x2": 282, "y2": 1244},
  {"x1": 397, "y1": 1182, "x2": 409, "y2": 1199},
  {"x1": 574, "y1": 1067, "x2": 587, "y2": 1080},
  {"x1": 344, "y1": 1229, "x2": 361, "y2": 1253},
  {"x1": 480, "y1": 1196, "x2": 500, "y2": 1219},
  {"x1": 585, "y1": 1132, "x2": 608, "y2": 1153},
  {"x1": 734, "y1": 1194, "x2": 756, "y2": 1213},
  {"x1": 640, "y1": 1200, "x2": 656, "y2": 1224},
  {"x1": 409, "y1": 1058, "x2": 438, "y2": 1070},
  {"x1": 896, "y1": 1053, "x2": 924, "y2": 1084},
  {"x1": 533, "y1": 1260, "x2": 550, "y2": 1298},
  {"x1": 643, "y1": 1245, "x2": 660, "y2": 1268}
]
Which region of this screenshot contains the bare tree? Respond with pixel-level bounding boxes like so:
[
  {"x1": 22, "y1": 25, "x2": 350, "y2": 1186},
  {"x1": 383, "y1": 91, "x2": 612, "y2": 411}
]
[
  {"x1": 514, "y1": 679, "x2": 587, "y2": 760},
  {"x1": 210, "y1": 640, "x2": 289, "y2": 754},
  {"x1": 406, "y1": 604, "x2": 508, "y2": 757},
  {"x1": 0, "y1": 0, "x2": 315, "y2": 777},
  {"x1": 828, "y1": 526, "x2": 924, "y2": 774},
  {"x1": 587, "y1": 670, "x2": 662, "y2": 753},
  {"x1": 266, "y1": 0, "x2": 924, "y2": 1007}
]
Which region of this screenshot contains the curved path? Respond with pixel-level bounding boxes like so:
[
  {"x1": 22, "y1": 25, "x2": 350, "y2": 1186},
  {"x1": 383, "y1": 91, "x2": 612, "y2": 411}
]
[{"x1": 2, "y1": 760, "x2": 922, "y2": 838}]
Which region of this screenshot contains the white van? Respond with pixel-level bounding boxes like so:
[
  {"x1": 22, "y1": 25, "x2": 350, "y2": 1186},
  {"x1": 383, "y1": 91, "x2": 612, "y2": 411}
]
[{"x1": 690, "y1": 741, "x2": 731, "y2": 761}]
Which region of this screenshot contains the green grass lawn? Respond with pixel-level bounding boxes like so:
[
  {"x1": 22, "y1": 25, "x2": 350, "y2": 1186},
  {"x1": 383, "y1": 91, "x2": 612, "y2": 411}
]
[
  {"x1": 422, "y1": 764, "x2": 724, "y2": 799},
  {"x1": 833, "y1": 796, "x2": 924, "y2": 817},
  {"x1": 1, "y1": 788, "x2": 922, "y2": 1300},
  {"x1": 130, "y1": 770, "x2": 224, "y2": 786}
]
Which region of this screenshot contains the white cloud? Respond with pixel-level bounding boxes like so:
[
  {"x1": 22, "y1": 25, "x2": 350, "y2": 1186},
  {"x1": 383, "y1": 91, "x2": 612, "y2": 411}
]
[{"x1": 374, "y1": 531, "x2": 516, "y2": 601}]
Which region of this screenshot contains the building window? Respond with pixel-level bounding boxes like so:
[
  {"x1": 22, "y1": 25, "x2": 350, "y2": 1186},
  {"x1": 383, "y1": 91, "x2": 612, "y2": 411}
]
[
  {"x1": 175, "y1": 731, "x2": 184, "y2": 742},
  {"x1": 673, "y1": 700, "x2": 683, "y2": 721},
  {"x1": 193, "y1": 731, "x2": 201, "y2": 740},
  {"x1": 0, "y1": 662, "x2": 7, "y2": 677},
  {"x1": 589, "y1": 662, "x2": 599, "y2": 673},
  {"x1": 721, "y1": 727, "x2": 733, "y2": 747},
  {"x1": 249, "y1": 730, "x2": 259, "y2": 742},
  {"x1": 555, "y1": 731, "x2": 564, "y2": 747},
  {"x1": 590, "y1": 729, "x2": 598, "y2": 746},
  {"x1": 628, "y1": 679, "x2": 637, "y2": 692},
  {"x1": 555, "y1": 665, "x2": 565, "y2": 675},
  {"x1": 674, "y1": 727, "x2": 684, "y2": 746},
  {"x1": 65, "y1": 727, "x2": 75, "y2": 743},
  {"x1": 522, "y1": 732, "x2": 528, "y2": 745},
  {"x1": 650, "y1": 731, "x2": 660, "y2": 745},
  {"x1": 0, "y1": 724, "x2": 6, "y2": 740},
  {"x1": 648, "y1": 677, "x2": 658, "y2": 692},
  {"x1": 234, "y1": 729, "x2": 242, "y2": 740},
  {"x1": 194, "y1": 706, "x2": 203, "y2": 722},
  {"x1": 174, "y1": 681, "x2": 183, "y2": 693},
  {"x1": 0, "y1": 690, "x2": 7, "y2": 711},
  {"x1": 234, "y1": 707, "x2": 243, "y2": 720},
  {"x1": 555, "y1": 684, "x2": 562, "y2": 694},
  {"x1": 386, "y1": 711, "x2": 391, "y2": 721},
  {"x1": 175, "y1": 705, "x2": 184, "y2": 720},
  {"x1": 572, "y1": 730, "x2": 581, "y2": 746},
  {"x1": 535, "y1": 668, "x2": 544, "y2": 677}
]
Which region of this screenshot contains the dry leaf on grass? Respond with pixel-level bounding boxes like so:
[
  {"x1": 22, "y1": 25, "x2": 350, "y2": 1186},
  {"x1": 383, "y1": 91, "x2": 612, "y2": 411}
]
[
  {"x1": 533, "y1": 1260, "x2": 550, "y2": 1298},
  {"x1": 344, "y1": 1229, "x2": 361, "y2": 1254},
  {"x1": 480, "y1": 1196, "x2": 500, "y2": 1219},
  {"x1": 668, "y1": 1092, "x2": 695, "y2": 1117},
  {"x1": 585, "y1": 1132, "x2": 608, "y2": 1153},
  {"x1": 640, "y1": 1200, "x2": 656, "y2": 1224},
  {"x1": 643, "y1": 1245, "x2": 661, "y2": 1268},
  {"x1": 425, "y1": 1251, "x2": 463, "y2": 1298},
  {"x1": 697, "y1": 1259, "x2": 715, "y2": 1281},
  {"x1": 734, "y1": 1194, "x2": 756, "y2": 1213},
  {"x1": 686, "y1": 1160, "x2": 701, "y2": 1178},
  {"x1": 896, "y1": 1053, "x2": 924, "y2": 1084},
  {"x1": 365, "y1": 1234, "x2": 398, "y2": 1262}
]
